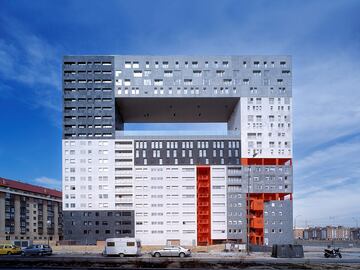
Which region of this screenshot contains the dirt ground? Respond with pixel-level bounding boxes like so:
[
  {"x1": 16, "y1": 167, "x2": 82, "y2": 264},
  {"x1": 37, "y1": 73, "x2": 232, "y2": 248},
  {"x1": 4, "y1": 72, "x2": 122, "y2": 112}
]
[{"x1": 52, "y1": 244, "x2": 227, "y2": 254}]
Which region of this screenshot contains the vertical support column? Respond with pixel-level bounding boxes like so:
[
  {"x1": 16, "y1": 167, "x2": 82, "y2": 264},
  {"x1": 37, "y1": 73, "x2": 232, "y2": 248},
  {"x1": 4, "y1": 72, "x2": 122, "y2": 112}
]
[
  {"x1": 54, "y1": 203, "x2": 59, "y2": 239},
  {"x1": 14, "y1": 195, "x2": 20, "y2": 236},
  {"x1": 196, "y1": 166, "x2": 211, "y2": 246},
  {"x1": 0, "y1": 193, "x2": 5, "y2": 241},
  {"x1": 44, "y1": 203, "x2": 48, "y2": 241}
]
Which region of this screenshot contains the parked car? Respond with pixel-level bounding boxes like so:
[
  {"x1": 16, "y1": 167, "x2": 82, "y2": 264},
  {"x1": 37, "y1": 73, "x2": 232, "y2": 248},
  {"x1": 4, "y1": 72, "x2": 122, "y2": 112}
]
[
  {"x1": 151, "y1": 246, "x2": 191, "y2": 258},
  {"x1": 0, "y1": 244, "x2": 22, "y2": 255},
  {"x1": 21, "y1": 244, "x2": 52, "y2": 256},
  {"x1": 13, "y1": 240, "x2": 33, "y2": 250},
  {"x1": 103, "y1": 238, "x2": 141, "y2": 257}
]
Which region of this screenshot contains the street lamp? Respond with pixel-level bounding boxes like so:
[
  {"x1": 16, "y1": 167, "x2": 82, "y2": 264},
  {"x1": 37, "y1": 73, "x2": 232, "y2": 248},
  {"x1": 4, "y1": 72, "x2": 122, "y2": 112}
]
[
  {"x1": 329, "y1": 216, "x2": 336, "y2": 247},
  {"x1": 246, "y1": 152, "x2": 257, "y2": 256},
  {"x1": 294, "y1": 215, "x2": 302, "y2": 229},
  {"x1": 46, "y1": 220, "x2": 51, "y2": 246},
  {"x1": 352, "y1": 217, "x2": 359, "y2": 228}
]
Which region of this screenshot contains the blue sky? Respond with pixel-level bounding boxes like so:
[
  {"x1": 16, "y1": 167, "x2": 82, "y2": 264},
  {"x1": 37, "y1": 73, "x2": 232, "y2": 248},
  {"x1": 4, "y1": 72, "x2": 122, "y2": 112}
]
[{"x1": 0, "y1": 0, "x2": 359, "y2": 227}]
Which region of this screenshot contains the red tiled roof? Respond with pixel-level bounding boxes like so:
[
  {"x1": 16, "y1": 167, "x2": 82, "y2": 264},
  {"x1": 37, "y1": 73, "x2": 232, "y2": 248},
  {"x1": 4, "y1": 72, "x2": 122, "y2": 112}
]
[{"x1": 0, "y1": 177, "x2": 62, "y2": 198}]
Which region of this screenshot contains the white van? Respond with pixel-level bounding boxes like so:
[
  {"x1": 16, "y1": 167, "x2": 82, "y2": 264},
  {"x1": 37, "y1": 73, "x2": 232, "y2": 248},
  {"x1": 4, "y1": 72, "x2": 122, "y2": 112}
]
[{"x1": 103, "y1": 238, "x2": 141, "y2": 257}]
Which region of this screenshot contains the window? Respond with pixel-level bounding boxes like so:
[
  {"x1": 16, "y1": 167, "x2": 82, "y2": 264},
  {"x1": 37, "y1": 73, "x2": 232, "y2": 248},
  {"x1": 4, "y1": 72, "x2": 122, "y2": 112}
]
[
  {"x1": 154, "y1": 79, "x2": 163, "y2": 86},
  {"x1": 133, "y1": 62, "x2": 139, "y2": 68},
  {"x1": 184, "y1": 79, "x2": 192, "y2": 85},
  {"x1": 133, "y1": 70, "x2": 142, "y2": 77},
  {"x1": 144, "y1": 79, "x2": 151, "y2": 86}
]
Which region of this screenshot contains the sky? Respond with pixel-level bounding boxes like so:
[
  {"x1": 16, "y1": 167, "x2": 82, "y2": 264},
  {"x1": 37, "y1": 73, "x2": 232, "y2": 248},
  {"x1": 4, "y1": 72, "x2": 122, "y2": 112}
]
[{"x1": 0, "y1": 0, "x2": 359, "y2": 227}]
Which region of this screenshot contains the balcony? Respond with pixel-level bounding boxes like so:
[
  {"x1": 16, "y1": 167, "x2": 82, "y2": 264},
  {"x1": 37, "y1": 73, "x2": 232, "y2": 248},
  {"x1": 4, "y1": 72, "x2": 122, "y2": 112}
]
[
  {"x1": 198, "y1": 202, "x2": 209, "y2": 207},
  {"x1": 250, "y1": 217, "x2": 264, "y2": 229},
  {"x1": 115, "y1": 188, "x2": 133, "y2": 193},
  {"x1": 115, "y1": 179, "x2": 133, "y2": 185},
  {"x1": 197, "y1": 183, "x2": 210, "y2": 188},
  {"x1": 115, "y1": 161, "x2": 133, "y2": 166},
  {"x1": 198, "y1": 220, "x2": 209, "y2": 225},
  {"x1": 227, "y1": 169, "x2": 242, "y2": 177},
  {"x1": 115, "y1": 198, "x2": 133, "y2": 203},
  {"x1": 115, "y1": 144, "x2": 133, "y2": 150},
  {"x1": 250, "y1": 200, "x2": 263, "y2": 211},
  {"x1": 115, "y1": 203, "x2": 133, "y2": 210},
  {"x1": 115, "y1": 171, "x2": 132, "y2": 176}
]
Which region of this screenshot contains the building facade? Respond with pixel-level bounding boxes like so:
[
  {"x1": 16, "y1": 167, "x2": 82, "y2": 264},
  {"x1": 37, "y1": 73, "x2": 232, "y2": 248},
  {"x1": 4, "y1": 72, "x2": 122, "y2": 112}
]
[
  {"x1": 293, "y1": 228, "x2": 305, "y2": 239},
  {"x1": 62, "y1": 55, "x2": 293, "y2": 245},
  {"x1": 0, "y1": 178, "x2": 62, "y2": 243},
  {"x1": 350, "y1": 228, "x2": 360, "y2": 241},
  {"x1": 303, "y1": 226, "x2": 351, "y2": 241}
]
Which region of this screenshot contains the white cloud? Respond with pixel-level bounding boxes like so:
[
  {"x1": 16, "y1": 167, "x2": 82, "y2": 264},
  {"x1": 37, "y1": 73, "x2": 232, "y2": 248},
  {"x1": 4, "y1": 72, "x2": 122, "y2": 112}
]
[
  {"x1": 0, "y1": 16, "x2": 62, "y2": 115},
  {"x1": 294, "y1": 183, "x2": 360, "y2": 227},
  {"x1": 293, "y1": 55, "x2": 360, "y2": 150},
  {"x1": 34, "y1": 176, "x2": 61, "y2": 190},
  {"x1": 290, "y1": 50, "x2": 360, "y2": 227},
  {"x1": 293, "y1": 138, "x2": 360, "y2": 227}
]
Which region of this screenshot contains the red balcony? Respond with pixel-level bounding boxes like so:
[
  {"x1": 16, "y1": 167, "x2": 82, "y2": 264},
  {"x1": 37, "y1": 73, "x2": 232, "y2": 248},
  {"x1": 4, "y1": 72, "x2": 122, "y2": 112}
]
[{"x1": 250, "y1": 217, "x2": 264, "y2": 229}]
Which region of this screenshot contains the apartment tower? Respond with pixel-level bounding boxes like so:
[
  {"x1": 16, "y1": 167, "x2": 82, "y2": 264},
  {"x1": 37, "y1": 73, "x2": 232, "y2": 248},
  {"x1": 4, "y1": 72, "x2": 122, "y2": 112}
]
[{"x1": 62, "y1": 56, "x2": 293, "y2": 246}]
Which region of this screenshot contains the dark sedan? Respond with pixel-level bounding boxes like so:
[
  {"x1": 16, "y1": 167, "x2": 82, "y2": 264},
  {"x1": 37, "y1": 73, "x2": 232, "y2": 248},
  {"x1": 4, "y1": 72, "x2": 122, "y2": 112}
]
[{"x1": 21, "y1": 244, "x2": 52, "y2": 256}]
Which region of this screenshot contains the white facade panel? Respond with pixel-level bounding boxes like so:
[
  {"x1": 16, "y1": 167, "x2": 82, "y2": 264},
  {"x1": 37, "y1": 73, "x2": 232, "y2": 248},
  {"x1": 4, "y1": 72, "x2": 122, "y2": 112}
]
[
  {"x1": 133, "y1": 165, "x2": 197, "y2": 246},
  {"x1": 114, "y1": 140, "x2": 135, "y2": 210},
  {"x1": 62, "y1": 139, "x2": 116, "y2": 210},
  {"x1": 210, "y1": 166, "x2": 227, "y2": 240},
  {"x1": 240, "y1": 97, "x2": 293, "y2": 158}
]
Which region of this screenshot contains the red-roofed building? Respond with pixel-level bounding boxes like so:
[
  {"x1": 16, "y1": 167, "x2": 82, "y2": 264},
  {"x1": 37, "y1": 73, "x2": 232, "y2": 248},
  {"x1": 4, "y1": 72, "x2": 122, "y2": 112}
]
[{"x1": 0, "y1": 177, "x2": 63, "y2": 243}]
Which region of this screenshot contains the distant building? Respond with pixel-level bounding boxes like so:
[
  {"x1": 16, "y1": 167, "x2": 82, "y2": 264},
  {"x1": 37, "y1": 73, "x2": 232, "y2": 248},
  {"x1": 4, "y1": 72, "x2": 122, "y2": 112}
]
[
  {"x1": 324, "y1": 226, "x2": 350, "y2": 240},
  {"x1": 350, "y1": 228, "x2": 360, "y2": 241},
  {"x1": 293, "y1": 228, "x2": 304, "y2": 239},
  {"x1": 0, "y1": 177, "x2": 62, "y2": 243},
  {"x1": 303, "y1": 226, "x2": 351, "y2": 241}
]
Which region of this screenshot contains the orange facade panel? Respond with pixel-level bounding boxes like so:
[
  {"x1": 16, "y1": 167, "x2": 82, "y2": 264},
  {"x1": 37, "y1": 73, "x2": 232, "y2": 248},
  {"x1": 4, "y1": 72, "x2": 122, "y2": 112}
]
[
  {"x1": 197, "y1": 166, "x2": 211, "y2": 246},
  {"x1": 241, "y1": 158, "x2": 292, "y2": 166}
]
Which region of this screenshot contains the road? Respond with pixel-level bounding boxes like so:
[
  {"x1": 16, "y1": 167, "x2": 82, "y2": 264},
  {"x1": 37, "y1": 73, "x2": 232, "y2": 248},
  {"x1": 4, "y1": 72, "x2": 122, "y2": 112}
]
[{"x1": 1, "y1": 253, "x2": 360, "y2": 269}]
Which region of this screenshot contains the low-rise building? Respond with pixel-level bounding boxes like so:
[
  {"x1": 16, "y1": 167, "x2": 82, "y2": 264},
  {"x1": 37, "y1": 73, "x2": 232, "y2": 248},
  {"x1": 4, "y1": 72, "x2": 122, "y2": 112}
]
[
  {"x1": 325, "y1": 226, "x2": 350, "y2": 240},
  {"x1": 0, "y1": 177, "x2": 62, "y2": 243},
  {"x1": 303, "y1": 226, "x2": 351, "y2": 241},
  {"x1": 293, "y1": 228, "x2": 304, "y2": 239},
  {"x1": 350, "y1": 228, "x2": 360, "y2": 241}
]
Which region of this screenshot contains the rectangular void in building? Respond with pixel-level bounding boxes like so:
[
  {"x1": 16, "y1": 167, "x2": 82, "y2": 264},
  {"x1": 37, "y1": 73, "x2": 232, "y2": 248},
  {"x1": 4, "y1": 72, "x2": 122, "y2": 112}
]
[{"x1": 115, "y1": 97, "x2": 240, "y2": 123}]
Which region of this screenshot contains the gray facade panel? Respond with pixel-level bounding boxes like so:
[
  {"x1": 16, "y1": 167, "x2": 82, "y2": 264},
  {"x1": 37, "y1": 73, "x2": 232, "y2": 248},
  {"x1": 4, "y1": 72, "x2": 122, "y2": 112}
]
[
  {"x1": 113, "y1": 55, "x2": 292, "y2": 98},
  {"x1": 134, "y1": 140, "x2": 241, "y2": 166},
  {"x1": 264, "y1": 200, "x2": 293, "y2": 245},
  {"x1": 226, "y1": 166, "x2": 247, "y2": 241},
  {"x1": 63, "y1": 210, "x2": 134, "y2": 245},
  {"x1": 63, "y1": 56, "x2": 115, "y2": 139},
  {"x1": 239, "y1": 166, "x2": 293, "y2": 194},
  {"x1": 226, "y1": 165, "x2": 293, "y2": 242},
  {"x1": 226, "y1": 165, "x2": 293, "y2": 195}
]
